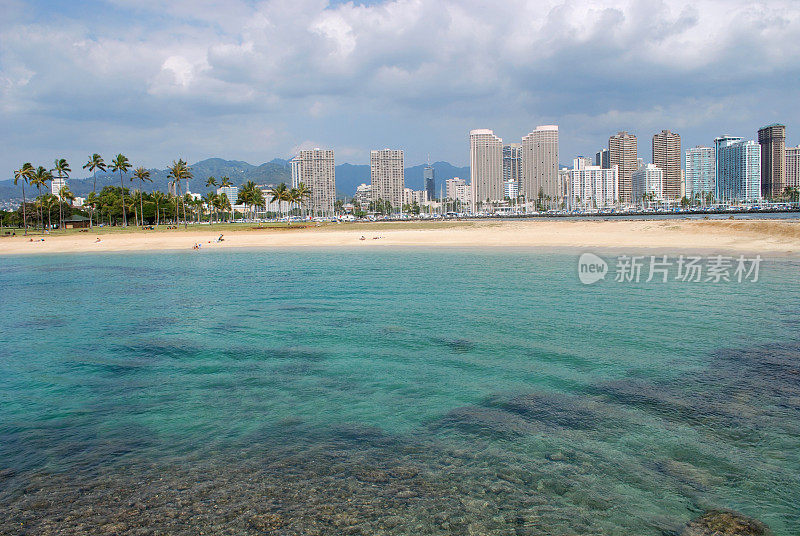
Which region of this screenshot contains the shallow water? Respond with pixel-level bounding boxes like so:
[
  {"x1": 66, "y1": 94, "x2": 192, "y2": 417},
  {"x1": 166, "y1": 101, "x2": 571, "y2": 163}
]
[{"x1": 0, "y1": 248, "x2": 798, "y2": 535}]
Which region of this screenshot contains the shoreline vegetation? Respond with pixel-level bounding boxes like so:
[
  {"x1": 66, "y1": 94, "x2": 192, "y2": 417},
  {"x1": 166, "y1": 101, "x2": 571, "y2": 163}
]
[{"x1": 2, "y1": 218, "x2": 800, "y2": 256}]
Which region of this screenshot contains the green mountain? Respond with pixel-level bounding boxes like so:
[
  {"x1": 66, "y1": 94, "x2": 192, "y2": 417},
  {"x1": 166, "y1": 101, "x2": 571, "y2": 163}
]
[{"x1": 0, "y1": 158, "x2": 470, "y2": 203}]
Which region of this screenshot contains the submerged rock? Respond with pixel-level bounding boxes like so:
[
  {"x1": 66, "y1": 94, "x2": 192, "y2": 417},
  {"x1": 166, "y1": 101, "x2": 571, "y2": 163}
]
[{"x1": 682, "y1": 510, "x2": 773, "y2": 536}]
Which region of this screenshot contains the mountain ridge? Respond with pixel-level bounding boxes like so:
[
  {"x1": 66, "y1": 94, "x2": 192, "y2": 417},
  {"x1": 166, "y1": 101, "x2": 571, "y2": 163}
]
[{"x1": 0, "y1": 158, "x2": 470, "y2": 201}]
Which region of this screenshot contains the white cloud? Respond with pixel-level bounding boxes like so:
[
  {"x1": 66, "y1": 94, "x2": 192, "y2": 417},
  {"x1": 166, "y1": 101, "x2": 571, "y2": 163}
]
[{"x1": 1, "y1": 0, "x2": 799, "y2": 176}]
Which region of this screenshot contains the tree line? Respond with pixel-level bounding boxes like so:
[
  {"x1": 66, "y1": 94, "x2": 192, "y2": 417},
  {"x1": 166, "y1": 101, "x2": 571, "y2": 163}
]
[{"x1": 8, "y1": 155, "x2": 317, "y2": 234}]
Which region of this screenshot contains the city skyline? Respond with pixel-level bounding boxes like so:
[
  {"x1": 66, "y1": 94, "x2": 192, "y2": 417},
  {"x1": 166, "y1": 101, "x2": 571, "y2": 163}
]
[{"x1": 2, "y1": 0, "x2": 800, "y2": 179}]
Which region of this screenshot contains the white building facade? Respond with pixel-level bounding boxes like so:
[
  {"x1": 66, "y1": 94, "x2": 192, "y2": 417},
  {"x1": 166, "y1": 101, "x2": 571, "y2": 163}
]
[
  {"x1": 715, "y1": 136, "x2": 761, "y2": 202},
  {"x1": 291, "y1": 148, "x2": 336, "y2": 216},
  {"x1": 632, "y1": 164, "x2": 664, "y2": 205},
  {"x1": 446, "y1": 177, "x2": 472, "y2": 206},
  {"x1": 786, "y1": 146, "x2": 800, "y2": 189},
  {"x1": 521, "y1": 125, "x2": 560, "y2": 202},
  {"x1": 470, "y1": 129, "x2": 503, "y2": 206},
  {"x1": 685, "y1": 146, "x2": 716, "y2": 201},
  {"x1": 370, "y1": 149, "x2": 405, "y2": 211},
  {"x1": 567, "y1": 159, "x2": 619, "y2": 210}
]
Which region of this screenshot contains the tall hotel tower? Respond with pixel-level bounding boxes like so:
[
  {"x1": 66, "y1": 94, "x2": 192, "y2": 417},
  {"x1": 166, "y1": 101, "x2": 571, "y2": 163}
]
[
  {"x1": 424, "y1": 160, "x2": 436, "y2": 201},
  {"x1": 370, "y1": 149, "x2": 405, "y2": 211},
  {"x1": 652, "y1": 130, "x2": 681, "y2": 200},
  {"x1": 758, "y1": 124, "x2": 786, "y2": 198},
  {"x1": 715, "y1": 136, "x2": 761, "y2": 202},
  {"x1": 291, "y1": 149, "x2": 336, "y2": 216},
  {"x1": 787, "y1": 145, "x2": 800, "y2": 189},
  {"x1": 609, "y1": 131, "x2": 638, "y2": 203},
  {"x1": 521, "y1": 125, "x2": 560, "y2": 202},
  {"x1": 469, "y1": 129, "x2": 504, "y2": 206},
  {"x1": 685, "y1": 146, "x2": 715, "y2": 201}
]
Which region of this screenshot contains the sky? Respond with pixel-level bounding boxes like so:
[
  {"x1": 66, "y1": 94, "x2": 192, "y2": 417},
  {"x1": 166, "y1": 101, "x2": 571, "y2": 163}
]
[{"x1": 1, "y1": 0, "x2": 799, "y2": 178}]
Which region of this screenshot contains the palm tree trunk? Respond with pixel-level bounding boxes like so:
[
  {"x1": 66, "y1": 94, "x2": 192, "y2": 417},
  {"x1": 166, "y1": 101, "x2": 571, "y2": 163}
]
[
  {"x1": 140, "y1": 186, "x2": 144, "y2": 226},
  {"x1": 59, "y1": 195, "x2": 63, "y2": 231},
  {"x1": 37, "y1": 186, "x2": 42, "y2": 231},
  {"x1": 91, "y1": 171, "x2": 96, "y2": 229},
  {"x1": 119, "y1": 171, "x2": 127, "y2": 227},
  {"x1": 21, "y1": 184, "x2": 27, "y2": 235}
]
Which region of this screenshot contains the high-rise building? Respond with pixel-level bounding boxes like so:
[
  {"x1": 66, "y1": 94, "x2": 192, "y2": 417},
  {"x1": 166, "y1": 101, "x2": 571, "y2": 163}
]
[
  {"x1": 521, "y1": 126, "x2": 559, "y2": 203},
  {"x1": 504, "y1": 179, "x2": 519, "y2": 199},
  {"x1": 503, "y1": 143, "x2": 522, "y2": 189},
  {"x1": 353, "y1": 183, "x2": 372, "y2": 207},
  {"x1": 715, "y1": 136, "x2": 761, "y2": 202},
  {"x1": 424, "y1": 161, "x2": 436, "y2": 201},
  {"x1": 786, "y1": 146, "x2": 800, "y2": 189},
  {"x1": 445, "y1": 177, "x2": 471, "y2": 206},
  {"x1": 685, "y1": 146, "x2": 716, "y2": 201},
  {"x1": 652, "y1": 130, "x2": 681, "y2": 200},
  {"x1": 567, "y1": 158, "x2": 618, "y2": 210},
  {"x1": 595, "y1": 149, "x2": 610, "y2": 169},
  {"x1": 51, "y1": 177, "x2": 67, "y2": 197},
  {"x1": 403, "y1": 188, "x2": 428, "y2": 207},
  {"x1": 608, "y1": 131, "x2": 638, "y2": 203},
  {"x1": 758, "y1": 124, "x2": 786, "y2": 198},
  {"x1": 216, "y1": 185, "x2": 239, "y2": 206},
  {"x1": 370, "y1": 149, "x2": 404, "y2": 211},
  {"x1": 632, "y1": 164, "x2": 664, "y2": 205},
  {"x1": 291, "y1": 148, "x2": 336, "y2": 216},
  {"x1": 470, "y1": 129, "x2": 503, "y2": 205}
]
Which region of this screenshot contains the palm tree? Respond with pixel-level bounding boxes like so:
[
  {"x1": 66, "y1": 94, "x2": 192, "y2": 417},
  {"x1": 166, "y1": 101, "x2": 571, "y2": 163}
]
[
  {"x1": 168, "y1": 159, "x2": 192, "y2": 229},
  {"x1": 294, "y1": 182, "x2": 312, "y2": 218},
  {"x1": 204, "y1": 192, "x2": 217, "y2": 224},
  {"x1": 152, "y1": 191, "x2": 166, "y2": 226},
  {"x1": 109, "y1": 154, "x2": 132, "y2": 226},
  {"x1": 41, "y1": 194, "x2": 58, "y2": 231},
  {"x1": 86, "y1": 192, "x2": 100, "y2": 226},
  {"x1": 217, "y1": 193, "x2": 231, "y2": 222},
  {"x1": 132, "y1": 167, "x2": 152, "y2": 226},
  {"x1": 29, "y1": 166, "x2": 52, "y2": 231},
  {"x1": 252, "y1": 187, "x2": 265, "y2": 220},
  {"x1": 51, "y1": 158, "x2": 71, "y2": 229},
  {"x1": 206, "y1": 176, "x2": 217, "y2": 191},
  {"x1": 268, "y1": 183, "x2": 289, "y2": 219},
  {"x1": 58, "y1": 185, "x2": 75, "y2": 230},
  {"x1": 288, "y1": 187, "x2": 299, "y2": 219},
  {"x1": 192, "y1": 196, "x2": 204, "y2": 223},
  {"x1": 13, "y1": 163, "x2": 34, "y2": 235},
  {"x1": 83, "y1": 154, "x2": 106, "y2": 228}
]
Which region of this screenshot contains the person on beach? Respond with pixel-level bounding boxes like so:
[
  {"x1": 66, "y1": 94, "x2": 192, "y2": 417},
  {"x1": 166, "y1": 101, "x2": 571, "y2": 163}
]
[{"x1": 217, "y1": 234, "x2": 224, "y2": 242}]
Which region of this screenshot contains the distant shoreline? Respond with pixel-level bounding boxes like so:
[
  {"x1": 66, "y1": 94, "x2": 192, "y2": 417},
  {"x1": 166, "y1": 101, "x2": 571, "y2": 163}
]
[{"x1": 2, "y1": 219, "x2": 799, "y2": 257}]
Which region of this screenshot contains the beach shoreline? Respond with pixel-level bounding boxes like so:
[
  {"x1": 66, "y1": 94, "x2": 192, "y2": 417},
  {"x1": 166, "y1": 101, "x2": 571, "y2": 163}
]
[{"x1": 1, "y1": 219, "x2": 799, "y2": 256}]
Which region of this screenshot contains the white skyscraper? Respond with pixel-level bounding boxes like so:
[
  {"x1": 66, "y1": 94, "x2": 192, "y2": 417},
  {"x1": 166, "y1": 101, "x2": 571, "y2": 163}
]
[
  {"x1": 567, "y1": 158, "x2": 618, "y2": 210},
  {"x1": 370, "y1": 149, "x2": 404, "y2": 211},
  {"x1": 51, "y1": 177, "x2": 67, "y2": 197},
  {"x1": 685, "y1": 146, "x2": 715, "y2": 201},
  {"x1": 446, "y1": 177, "x2": 471, "y2": 206},
  {"x1": 786, "y1": 146, "x2": 800, "y2": 189},
  {"x1": 715, "y1": 136, "x2": 761, "y2": 202},
  {"x1": 470, "y1": 129, "x2": 503, "y2": 207},
  {"x1": 521, "y1": 125, "x2": 559, "y2": 203},
  {"x1": 216, "y1": 185, "x2": 238, "y2": 206},
  {"x1": 632, "y1": 163, "x2": 664, "y2": 205},
  {"x1": 291, "y1": 149, "x2": 336, "y2": 216}
]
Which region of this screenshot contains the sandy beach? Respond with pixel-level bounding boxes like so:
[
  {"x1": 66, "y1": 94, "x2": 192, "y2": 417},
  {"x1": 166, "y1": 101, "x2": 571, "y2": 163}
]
[{"x1": 2, "y1": 219, "x2": 800, "y2": 256}]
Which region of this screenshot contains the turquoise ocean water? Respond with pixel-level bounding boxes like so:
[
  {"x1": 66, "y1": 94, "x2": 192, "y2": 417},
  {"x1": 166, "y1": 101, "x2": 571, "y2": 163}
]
[{"x1": 0, "y1": 248, "x2": 798, "y2": 535}]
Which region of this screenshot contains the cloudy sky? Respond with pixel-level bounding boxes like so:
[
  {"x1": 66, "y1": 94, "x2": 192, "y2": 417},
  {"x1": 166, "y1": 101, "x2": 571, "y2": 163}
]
[{"x1": 1, "y1": 0, "x2": 799, "y2": 177}]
